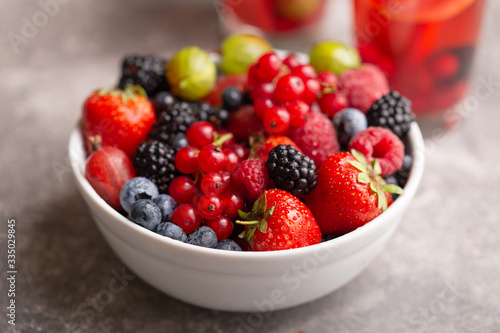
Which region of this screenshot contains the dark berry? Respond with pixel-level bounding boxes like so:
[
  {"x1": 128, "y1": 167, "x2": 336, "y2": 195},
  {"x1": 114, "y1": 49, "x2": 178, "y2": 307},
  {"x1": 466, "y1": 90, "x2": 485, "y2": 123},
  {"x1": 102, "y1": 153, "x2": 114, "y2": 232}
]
[
  {"x1": 152, "y1": 91, "x2": 175, "y2": 115},
  {"x1": 186, "y1": 226, "x2": 218, "y2": 248},
  {"x1": 172, "y1": 133, "x2": 189, "y2": 151},
  {"x1": 118, "y1": 55, "x2": 169, "y2": 97},
  {"x1": 152, "y1": 194, "x2": 177, "y2": 222},
  {"x1": 215, "y1": 239, "x2": 242, "y2": 251},
  {"x1": 266, "y1": 145, "x2": 317, "y2": 197},
  {"x1": 155, "y1": 222, "x2": 187, "y2": 242},
  {"x1": 133, "y1": 140, "x2": 178, "y2": 193},
  {"x1": 366, "y1": 91, "x2": 415, "y2": 139},
  {"x1": 129, "y1": 199, "x2": 162, "y2": 231},
  {"x1": 222, "y1": 87, "x2": 243, "y2": 111},
  {"x1": 395, "y1": 154, "x2": 412, "y2": 188},
  {"x1": 333, "y1": 108, "x2": 368, "y2": 150},
  {"x1": 120, "y1": 177, "x2": 159, "y2": 213}
]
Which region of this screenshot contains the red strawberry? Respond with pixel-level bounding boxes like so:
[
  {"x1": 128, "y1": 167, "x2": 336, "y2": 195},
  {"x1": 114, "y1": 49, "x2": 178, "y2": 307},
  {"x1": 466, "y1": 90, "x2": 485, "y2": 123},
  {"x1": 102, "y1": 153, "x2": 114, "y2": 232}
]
[
  {"x1": 237, "y1": 189, "x2": 322, "y2": 251},
  {"x1": 289, "y1": 112, "x2": 340, "y2": 168},
  {"x1": 303, "y1": 150, "x2": 403, "y2": 235},
  {"x1": 85, "y1": 137, "x2": 136, "y2": 211},
  {"x1": 83, "y1": 86, "x2": 155, "y2": 157},
  {"x1": 338, "y1": 64, "x2": 389, "y2": 112},
  {"x1": 252, "y1": 135, "x2": 301, "y2": 162}
]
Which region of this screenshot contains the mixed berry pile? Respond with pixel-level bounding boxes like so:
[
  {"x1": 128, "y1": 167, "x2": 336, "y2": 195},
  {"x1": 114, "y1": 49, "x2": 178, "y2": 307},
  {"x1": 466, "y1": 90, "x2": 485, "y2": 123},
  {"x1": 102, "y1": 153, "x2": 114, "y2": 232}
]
[{"x1": 82, "y1": 34, "x2": 415, "y2": 252}]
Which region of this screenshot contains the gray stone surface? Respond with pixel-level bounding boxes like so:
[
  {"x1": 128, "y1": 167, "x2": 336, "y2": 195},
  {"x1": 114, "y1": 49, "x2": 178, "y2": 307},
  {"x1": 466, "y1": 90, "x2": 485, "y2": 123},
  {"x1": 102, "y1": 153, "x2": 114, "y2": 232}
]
[{"x1": 1, "y1": 0, "x2": 500, "y2": 332}]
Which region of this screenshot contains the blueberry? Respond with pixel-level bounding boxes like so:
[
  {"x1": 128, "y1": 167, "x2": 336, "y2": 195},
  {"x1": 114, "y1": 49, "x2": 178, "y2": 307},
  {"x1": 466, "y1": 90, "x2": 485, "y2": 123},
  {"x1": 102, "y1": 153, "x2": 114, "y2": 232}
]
[
  {"x1": 172, "y1": 132, "x2": 189, "y2": 151},
  {"x1": 120, "y1": 177, "x2": 159, "y2": 213},
  {"x1": 152, "y1": 91, "x2": 175, "y2": 114},
  {"x1": 155, "y1": 222, "x2": 187, "y2": 242},
  {"x1": 129, "y1": 199, "x2": 162, "y2": 231},
  {"x1": 186, "y1": 226, "x2": 217, "y2": 248},
  {"x1": 215, "y1": 239, "x2": 242, "y2": 251},
  {"x1": 222, "y1": 87, "x2": 243, "y2": 111},
  {"x1": 153, "y1": 194, "x2": 177, "y2": 222},
  {"x1": 333, "y1": 108, "x2": 368, "y2": 150},
  {"x1": 395, "y1": 154, "x2": 412, "y2": 187}
]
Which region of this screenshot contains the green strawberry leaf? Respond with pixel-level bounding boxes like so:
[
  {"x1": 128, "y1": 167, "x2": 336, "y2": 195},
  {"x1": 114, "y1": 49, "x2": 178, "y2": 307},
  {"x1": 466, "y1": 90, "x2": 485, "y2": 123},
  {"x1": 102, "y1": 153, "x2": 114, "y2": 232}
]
[
  {"x1": 349, "y1": 160, "x2": 367, "y2": 173},
  {"x1": 371, "y1": 160, "x2": 382, "y2": 175},
  {"x1": 358, "y1": 173, "x2": 371, "y2": 184},
  {"x1": 351, "y1": 149, "x2": 369, "y2": 168},
  {"x1": 259, "y1": 219, "x2": 268, "y2": 233},
  {"x1": 377, "y1": 191, "x2": 388, "y2": 211},
  {"x1": 383, "y1": 183, "x2": 404, "y2": 195}
]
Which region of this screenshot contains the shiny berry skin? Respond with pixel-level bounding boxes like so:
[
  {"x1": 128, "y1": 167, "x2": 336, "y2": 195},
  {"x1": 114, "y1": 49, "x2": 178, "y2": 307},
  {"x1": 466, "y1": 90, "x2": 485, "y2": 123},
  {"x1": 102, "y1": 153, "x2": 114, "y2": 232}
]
[
  {"x1": 222, "y1": 87, "x2": 243, "y2": 111},
  {"x1": 169, "y1": 176, "x2": 196, "y2": 204},
  {"x1": 250, "y1": 82, "x2": 275, "y2": 102},
  {"x1": 225, "y1": 143, "x2": 249, "y2": 161},
  {"x1": 223, "y1": 149, "x2": 239, "y2": 172},
  {"x1": 247, "y1": 63, "x2": 260, "y2": 88},
  {"x1": 205, "y1": 215, "x2": 234, "y2": 241},
  {"x1": 285, "y1": 100, "x2": 310, "y2": 127},
  {"x1": 317, "y1": 71, "x2": 338, "y2": 91},
  {"x1": 283, "y1": 54, "x2": 300, "y2": 69},
  {"x1": 197, "y1": 193, "x2": 224, "y2": 220},
  {"x1": 274, "y1": 74, "x2": 305, "y2": 104},
  {"x1": 255, "y1": 52, "x2": 282, "y2": 82},
  {"x1": 174, "y1": 146, "x2": 199, "y2": 174},
  {"x1": 198, "y1": 145, "x2": 227, "y2": 173},
  {"x1": 291, "y1": 64, "x2": 316, "y2": 81},
  {"x1": 263, "y1": 105, "x2": 290, "y2": 134},
  {"x1": 302, "y1": 78, "x2": 321, "y2": 105},
  {"x1": 85, "y1": 146, "x2": 136, "y2": 211},
  {"x1": 253, "y1": 97, "x2": 274, "y2": 119},
  {"x1": 319, "y1": 91, "x2": 349, "y2": 117},
  {"x1": 220, "y1": 190, "x2": 244, "y2": 218},
  {"x1": 172, "y1": 203, "x2": 202, "y2": 234},
  {"x1": 186, "y1": 121, "x2": 215, "y2": 148},
  {"x1": 201, "y1": 172, "x2": 229, "y2": 195}
]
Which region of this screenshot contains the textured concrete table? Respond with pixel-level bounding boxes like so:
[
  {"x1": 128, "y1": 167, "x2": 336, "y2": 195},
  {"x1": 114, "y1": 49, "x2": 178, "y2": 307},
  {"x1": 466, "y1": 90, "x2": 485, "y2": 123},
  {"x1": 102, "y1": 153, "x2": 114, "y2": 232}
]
[{"x1": 1, "y1": 0, "x2": 500, "y2": 332}]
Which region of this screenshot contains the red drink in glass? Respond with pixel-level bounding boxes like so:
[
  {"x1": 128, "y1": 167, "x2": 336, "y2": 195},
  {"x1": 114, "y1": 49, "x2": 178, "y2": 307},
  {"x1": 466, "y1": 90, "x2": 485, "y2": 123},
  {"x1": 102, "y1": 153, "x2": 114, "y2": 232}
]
[{"x1": 353, "y1": 0, "x2": 485, "y2": 115}]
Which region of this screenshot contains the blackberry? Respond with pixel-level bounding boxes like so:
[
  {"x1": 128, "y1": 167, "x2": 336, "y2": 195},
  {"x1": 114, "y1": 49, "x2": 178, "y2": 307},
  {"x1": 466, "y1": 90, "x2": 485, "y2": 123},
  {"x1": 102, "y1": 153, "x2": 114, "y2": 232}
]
[
  {"x1": 394, "y1": 154, "x2": 412, "y2": 188},
  {"x1": 133, "y1": 140, "x2": 178, "y2": 193},
  {"x1": 367, "y1": 91, "x2": 415, "y2": 139},
  {"x1": 266, "y1": 145, "x2": 317, "y2": 197},
  {"x1": 195, "y1": 104, "x2": 229, "y2": 129},
  {"x1": 148, "y1": 102, "x2": 197, "y2": 146},
  {"x1": 118, "y1": 55, "x2": 169, "y2": 97}
]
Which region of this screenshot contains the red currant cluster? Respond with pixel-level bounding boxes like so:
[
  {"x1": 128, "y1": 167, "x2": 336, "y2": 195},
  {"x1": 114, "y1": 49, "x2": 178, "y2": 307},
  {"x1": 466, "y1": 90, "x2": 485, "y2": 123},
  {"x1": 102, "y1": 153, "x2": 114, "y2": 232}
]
[
  {"x1": 247, "y1": 52, "x2": 345, "y2": 134},
  {"x1": 169, "y1": 120, "x2": 249, "y2": 241}
]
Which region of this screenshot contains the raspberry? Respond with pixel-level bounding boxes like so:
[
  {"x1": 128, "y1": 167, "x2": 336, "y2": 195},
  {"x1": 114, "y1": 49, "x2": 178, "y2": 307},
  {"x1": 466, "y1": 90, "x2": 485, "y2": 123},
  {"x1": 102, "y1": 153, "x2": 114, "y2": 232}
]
[
  {"x1": 366, "y1": 91, "x2": 415, "y2": 139},
  {"x1": 266, "y1": 145, "x2": 317, "y2": 197},
  {"x1": 338, "y1": 64, "x2": 390, "y2": 112},
  {"x1": 348, "y1": 127, "x2": 404, "y2": 177},
  {"x1": 289, "y1": 112, "x2": 340, "y2": 168},
  {"x1": 230, "y1": 159, "x2": 269, "y2": 202}
]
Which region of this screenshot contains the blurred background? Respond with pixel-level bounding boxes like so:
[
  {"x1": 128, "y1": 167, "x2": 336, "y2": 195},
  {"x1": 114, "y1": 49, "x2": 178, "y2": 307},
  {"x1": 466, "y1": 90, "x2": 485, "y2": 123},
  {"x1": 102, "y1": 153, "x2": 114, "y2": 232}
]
[{"x1": 1, "y1": 0, "x2": 500, "y2": 332}]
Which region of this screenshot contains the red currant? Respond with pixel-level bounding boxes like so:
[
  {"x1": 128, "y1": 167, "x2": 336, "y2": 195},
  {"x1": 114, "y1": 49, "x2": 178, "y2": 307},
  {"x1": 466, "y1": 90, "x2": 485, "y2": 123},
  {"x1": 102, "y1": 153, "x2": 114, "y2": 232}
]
[
  {"x1": 223, "y1": 148, "x2": 239, "y2": 172},
  {"x1": 250, "y1": 82, "x2": 275, "y2": 102},
  {"x1": 253, "y1": 97, "x2": 274, "y2": 119},
  {"x1": 197, "y1": 193, "x2": 224, "y2": 220},
  {"x1": 285, "y1": 100, "x2": 310, "y2": 127},
  {"x1": 198, "y1": 145, "x2": 227, "y2": 173},
  {"x1": 223, "y1": 142, "x2": 248, "y2": 161},
  {"x1": 205, "y1": 215, "x2": 234, "y2": 241},
  {"x1": 247, "y1": 63, "x2": 260, "y2": 88},
  {"x1": 291, "y1": 64, "x2": 316, "y2": 81},
  {"x1": 201, "y1": 172, "x2": 229, "y2": 196},
  {"x1": 220, "y1": 190, "x2": 244, "y2": 218},
  {"x1": 302, "y1": 78, "x2": 321, "y2": 105},
  {"x1": 255, "y1": 52, "x2": 282, "y2": 82},
  {"x1": 273, "y1": 74, "x2": 305, "y2": 104},
  {"x1": 319, "y1": 91, "x2": 349, "y2": 117},
  {"x1": 317, "y1": 71, "x2": 338, "y2": 91},
  {"x1": 174, "y1": 145, "x2": 199, "y2": 174},
  {"x1": 169, "y1": 176, "x2": 196, "y2": 204},
  {"x1": 263, "y1": 106, "x2": 290, "y2": 134},
  {"x1": 283, "y1": 54, "x2": 300, "y2": 69},
  {"x1": 186, "y1": 121, "x2": 215, "y2": 149},
  {"x1": 172, "y1": 203, "x2": 201, "y2": 234}
]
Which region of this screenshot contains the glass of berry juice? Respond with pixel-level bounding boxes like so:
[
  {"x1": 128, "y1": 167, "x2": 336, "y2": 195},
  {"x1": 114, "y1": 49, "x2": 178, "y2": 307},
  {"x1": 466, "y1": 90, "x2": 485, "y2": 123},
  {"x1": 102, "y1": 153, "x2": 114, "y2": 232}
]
[{"x1": 353, "y1": 0, "x2": 486, "y2": 116}]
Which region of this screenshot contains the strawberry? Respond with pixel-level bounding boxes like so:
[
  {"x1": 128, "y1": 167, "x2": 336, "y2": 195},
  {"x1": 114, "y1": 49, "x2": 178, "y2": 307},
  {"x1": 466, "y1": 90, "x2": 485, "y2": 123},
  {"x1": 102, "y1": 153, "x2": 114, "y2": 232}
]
[
  {"x1": 251, "y1": 135, "x2": 301, "y2": 162},
  {"x1": 303, "y1": 150, "x2": 403, "y2": 235},
  {"x1": 83, "y1": 86, "x2": 156, "y2": 157},
  {"x1": 237, "y1": 189, "x2": 322, "y2": 251}
]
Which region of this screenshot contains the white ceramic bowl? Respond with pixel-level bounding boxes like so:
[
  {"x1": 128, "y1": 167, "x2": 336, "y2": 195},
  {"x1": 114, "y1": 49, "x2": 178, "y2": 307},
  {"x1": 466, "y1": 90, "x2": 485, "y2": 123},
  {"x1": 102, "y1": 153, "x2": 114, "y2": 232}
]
[{"x1": 69, "y1": 121, "x2": 424, "y2": 312}]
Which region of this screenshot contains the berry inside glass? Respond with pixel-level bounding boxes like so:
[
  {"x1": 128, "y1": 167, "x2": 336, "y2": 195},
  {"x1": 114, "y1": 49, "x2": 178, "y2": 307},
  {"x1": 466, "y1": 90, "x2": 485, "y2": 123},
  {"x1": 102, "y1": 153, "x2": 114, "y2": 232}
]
[{"x1": 353, "y1": 0, "x2": 485, "y2": 115}]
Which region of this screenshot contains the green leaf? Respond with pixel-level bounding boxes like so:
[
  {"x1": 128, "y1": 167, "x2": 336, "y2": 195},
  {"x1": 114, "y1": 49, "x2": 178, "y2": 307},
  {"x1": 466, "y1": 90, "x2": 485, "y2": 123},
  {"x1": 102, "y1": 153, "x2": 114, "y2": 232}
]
[
  {"x1": 259, "y1": 219, "x2": 268, "y2": 233},
  {"x1": 348, "y1": 160, "x2": 367, "y2": 173},
  {"x1": 372, "y1": 160, "x2": 382, "y2": 175},
  {"x1": 377, "y1": 191, "x2": 388, "y2": 211},
  {"x1": 263, "y1": 206, "x2": 275, "y2": 219},
  {"x1": 235, "y1": 220, "x2": 260, "y2": 225},
  {"x1": 357, "y1": 173, "x2": 370, "y2": 184},
  {"x1": 238, "y1": 210, "x2": 251, "y2": 219},
  {"x1": 351, "y1": 149, "x2": 368, "y2": 167},
  {"x1": 383, "y1": 184, "x2": 404, "y2": 195},
  {"x1": 256, "y1": 192, "x2": 267, "y2": 214},
  {"x1": 370, "y1": 182, "x2": 378, "y2": 193}
]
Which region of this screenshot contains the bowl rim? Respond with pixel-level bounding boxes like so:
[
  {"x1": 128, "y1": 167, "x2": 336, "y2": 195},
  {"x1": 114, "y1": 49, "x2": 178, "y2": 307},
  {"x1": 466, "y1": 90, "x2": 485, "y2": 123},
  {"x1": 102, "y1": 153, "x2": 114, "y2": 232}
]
[{"x1": 69, "y1": 119, "x2": 424, "y2": 260}]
